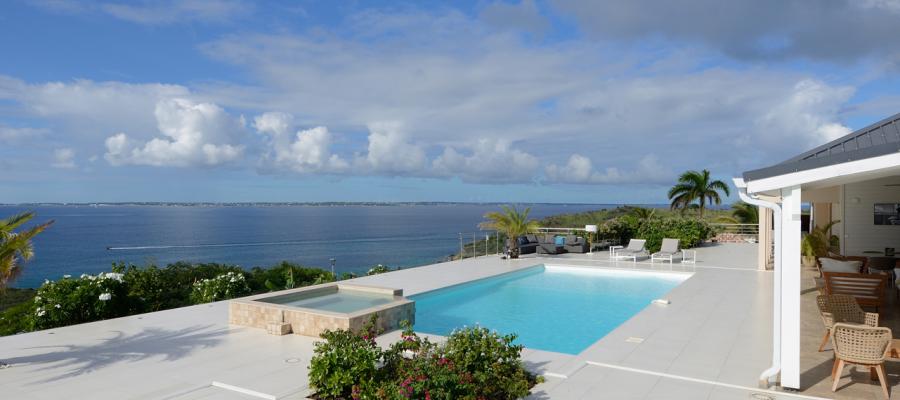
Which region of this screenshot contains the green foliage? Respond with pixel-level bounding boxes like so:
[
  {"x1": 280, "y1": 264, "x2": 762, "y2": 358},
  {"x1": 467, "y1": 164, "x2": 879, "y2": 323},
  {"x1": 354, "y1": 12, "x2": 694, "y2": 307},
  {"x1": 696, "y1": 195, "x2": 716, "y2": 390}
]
[
  {"x1": 479, "y1": 205, "x2": 540, "y2": 258},
  {"x1": 247, "y1": 262, "x2": 334, "y2": 292},
  {"x1": 0, "y1": 302, "x2": 34, "y2": 335},
  {"x1": 309, "y1": 316, "x2": 384, "y2": 399},
  {"x1": 599, "y1": 216, "x2": 713, "y2": 252},
  {"x1": 1, "y1": 212, "x2": 53, "y2": 292},
  {"x1": 309, "y1": 319, "x2": 537, "y2": 400},
  {"x1": 716, "y1": 201, "x2": 759, "y2": 224},
  {"x1": 668, "y1": 170, "x2": 731, "y2": 217},
  {"x1": 367, "y1": 264, "x2": 392, "y2": 275},
  {"x1": 32, "y1": 272, "x2": 130, "y2": 330},
  {"x1": 1, "y1": 261, "x2": 337, "y2": 336},
  {"x1": 190, "y1": 271, "x2": 251, "y2": 304},
  {"x1": 0, "y1": 288, "x2": 35, "y2": 312},
  {"x1": 802, "y1": 220, "x2": 841, "y2": 258}
]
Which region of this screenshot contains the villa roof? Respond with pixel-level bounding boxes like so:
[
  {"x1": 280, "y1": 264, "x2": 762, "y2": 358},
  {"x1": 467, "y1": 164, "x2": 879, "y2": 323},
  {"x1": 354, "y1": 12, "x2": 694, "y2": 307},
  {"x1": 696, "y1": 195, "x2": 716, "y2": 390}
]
[{"x1": 743, "y1": 111, "x2": 900, "y2": 182}]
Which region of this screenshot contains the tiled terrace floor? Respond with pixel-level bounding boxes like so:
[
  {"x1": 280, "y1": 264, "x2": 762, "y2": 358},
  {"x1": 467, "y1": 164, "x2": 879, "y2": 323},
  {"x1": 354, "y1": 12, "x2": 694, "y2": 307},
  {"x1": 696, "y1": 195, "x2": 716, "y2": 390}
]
[
  {"x1": 800, "y1": 264, "x2": 900, "y2": 399},
  {"x1": 0, "y1": 243, "x2": 834, "y2": 399}
]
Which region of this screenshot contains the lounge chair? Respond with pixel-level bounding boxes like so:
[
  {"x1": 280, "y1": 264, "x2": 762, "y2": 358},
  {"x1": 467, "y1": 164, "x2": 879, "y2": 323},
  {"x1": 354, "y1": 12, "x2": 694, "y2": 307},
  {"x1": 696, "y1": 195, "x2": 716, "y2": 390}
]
[
  {"x1": 651, "y1": 238, "x2": 680, "y2": 264},
  {"x1": 815, "y1": 294, "x2": 878, "y2": 352},
  {"x1": 612, "y1": 239, "x2": 648, "y2": 261},
  {"x1": 831, "y1": 323, "x2": 892, "y2": 399},
  {"x1": 823, "y1": 272, "x2": 888, "y2": 311}
]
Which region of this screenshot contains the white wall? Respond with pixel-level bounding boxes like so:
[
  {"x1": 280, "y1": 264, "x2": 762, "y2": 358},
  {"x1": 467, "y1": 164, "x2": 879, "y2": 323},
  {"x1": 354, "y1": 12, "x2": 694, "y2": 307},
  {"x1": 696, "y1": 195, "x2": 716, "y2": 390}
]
[{"x1": 842, "y1": 176, "x2": 900, "y2": 255}]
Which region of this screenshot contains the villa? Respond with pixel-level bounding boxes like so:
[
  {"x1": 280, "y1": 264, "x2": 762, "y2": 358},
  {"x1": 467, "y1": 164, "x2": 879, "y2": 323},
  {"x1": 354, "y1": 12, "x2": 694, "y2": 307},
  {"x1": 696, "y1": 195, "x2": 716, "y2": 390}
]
[{"x1": 3, "y1": 113, "x2": 900, "y2": 399}]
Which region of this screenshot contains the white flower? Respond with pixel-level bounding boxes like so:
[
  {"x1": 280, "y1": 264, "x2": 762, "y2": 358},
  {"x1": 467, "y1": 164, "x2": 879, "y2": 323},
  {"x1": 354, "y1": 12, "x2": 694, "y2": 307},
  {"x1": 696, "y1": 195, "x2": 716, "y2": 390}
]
[
  {"x1": 98, "y1": 293, "x2": 112, "y2": 301},
  {"x1": 54, "y1": 304, "x2": 61, "y2": 309},
  {"x1": 34, "y1": 296, "x2": 41, "y2": 302},
  {"x1": 36, "y1": 308, "x2": 46, "y2": 317},
  {"x1": 63, "y1": 274, "x2": 71, "y2": 279},
  {"x1": 80, "y1": 274, "x2": 88, "y2": 279}
]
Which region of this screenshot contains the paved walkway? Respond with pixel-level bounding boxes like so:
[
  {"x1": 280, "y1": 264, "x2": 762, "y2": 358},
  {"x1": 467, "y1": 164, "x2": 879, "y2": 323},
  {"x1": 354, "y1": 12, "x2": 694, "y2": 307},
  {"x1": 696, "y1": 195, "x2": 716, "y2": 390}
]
[{"x1": 0, "y1": 243, "x2": 820, "y2": 399}]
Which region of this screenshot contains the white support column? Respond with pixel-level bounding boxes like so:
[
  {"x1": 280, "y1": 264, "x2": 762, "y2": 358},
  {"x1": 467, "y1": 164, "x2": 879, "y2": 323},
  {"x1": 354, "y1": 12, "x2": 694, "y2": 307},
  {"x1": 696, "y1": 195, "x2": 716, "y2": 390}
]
[{"x1": 780, "y1": 186, "x2": 802, "y2": 389}]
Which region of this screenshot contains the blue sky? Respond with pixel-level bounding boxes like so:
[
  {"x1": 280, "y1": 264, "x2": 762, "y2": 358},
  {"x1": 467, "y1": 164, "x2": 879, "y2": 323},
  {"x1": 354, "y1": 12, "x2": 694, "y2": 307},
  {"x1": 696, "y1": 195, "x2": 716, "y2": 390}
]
[{"x1": 2, "y1": 0, "x2": 900, "y2": 204}]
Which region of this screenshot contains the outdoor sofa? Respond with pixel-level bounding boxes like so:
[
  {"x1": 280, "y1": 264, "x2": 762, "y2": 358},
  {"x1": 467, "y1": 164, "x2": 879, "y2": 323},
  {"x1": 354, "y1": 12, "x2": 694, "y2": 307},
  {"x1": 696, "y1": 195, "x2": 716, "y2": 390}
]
[{"x1": 532, "y1": 234, "x2": 588, "y2": 255}]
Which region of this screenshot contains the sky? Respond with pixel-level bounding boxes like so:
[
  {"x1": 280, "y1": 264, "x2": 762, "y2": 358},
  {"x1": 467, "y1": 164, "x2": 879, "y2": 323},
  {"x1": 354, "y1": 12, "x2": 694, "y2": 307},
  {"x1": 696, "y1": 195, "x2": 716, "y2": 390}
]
[{"x1": 2, "y1": 0, "x2": 900, "y2": 204}]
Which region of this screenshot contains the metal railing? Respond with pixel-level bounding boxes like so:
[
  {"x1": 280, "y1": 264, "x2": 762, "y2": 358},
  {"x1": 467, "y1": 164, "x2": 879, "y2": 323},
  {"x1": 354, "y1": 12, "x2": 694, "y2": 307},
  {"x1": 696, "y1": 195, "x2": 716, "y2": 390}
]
[
  {"x1": 710, "y1": 223, "x2": 759, "y2": 235},
  {"x1": 457, "y1": 231, "x2": 500, "y2": 259}
]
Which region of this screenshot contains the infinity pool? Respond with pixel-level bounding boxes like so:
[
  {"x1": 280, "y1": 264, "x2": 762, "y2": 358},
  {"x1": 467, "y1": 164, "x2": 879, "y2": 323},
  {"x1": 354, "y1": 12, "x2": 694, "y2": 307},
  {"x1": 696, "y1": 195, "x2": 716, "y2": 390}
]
[{"x1": 411, "y1": 265, "x2": 688, "y2": 354}]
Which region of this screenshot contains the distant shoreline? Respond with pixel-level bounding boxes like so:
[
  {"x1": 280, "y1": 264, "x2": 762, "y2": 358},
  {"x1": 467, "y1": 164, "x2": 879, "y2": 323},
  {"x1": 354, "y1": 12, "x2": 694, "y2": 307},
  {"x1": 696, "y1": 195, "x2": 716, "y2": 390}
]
[{"x1": 0, "y1": 202, "x2": 671, "y2": 208}]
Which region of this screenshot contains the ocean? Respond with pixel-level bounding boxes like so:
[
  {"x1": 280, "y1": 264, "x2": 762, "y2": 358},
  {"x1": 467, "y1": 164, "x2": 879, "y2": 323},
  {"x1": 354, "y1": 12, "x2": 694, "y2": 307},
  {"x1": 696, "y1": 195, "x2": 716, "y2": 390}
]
[{"x1": 1, "y1": 204, "x2": 610, "y2": 288}]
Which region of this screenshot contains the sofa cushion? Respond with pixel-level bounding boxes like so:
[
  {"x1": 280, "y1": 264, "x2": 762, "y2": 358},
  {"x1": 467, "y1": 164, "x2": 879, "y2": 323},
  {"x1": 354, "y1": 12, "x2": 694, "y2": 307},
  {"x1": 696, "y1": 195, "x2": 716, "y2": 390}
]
[
  {"x1": 565, "y1": 235, "x2": 578, "y2": 244},
  {"x1": 526, "y1": 234, "x2": 537, "y2": 243},
  {"x1": 517, "y1": 236, "x2": 528, "y2": 246},
  {"x1": 820, "y1": 258, "x2": 863, "y2": 274}
]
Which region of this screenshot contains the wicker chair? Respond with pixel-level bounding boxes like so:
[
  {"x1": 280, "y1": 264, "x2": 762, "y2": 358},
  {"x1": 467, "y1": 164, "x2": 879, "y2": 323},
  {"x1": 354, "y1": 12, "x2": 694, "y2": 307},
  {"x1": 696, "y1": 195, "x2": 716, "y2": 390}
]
[
  {"x1": 831, "y1": 323, "x2": 892, "y2": 399},
  {"x1": 816, "y1": 294, "x2": 879, "y2": 352}
]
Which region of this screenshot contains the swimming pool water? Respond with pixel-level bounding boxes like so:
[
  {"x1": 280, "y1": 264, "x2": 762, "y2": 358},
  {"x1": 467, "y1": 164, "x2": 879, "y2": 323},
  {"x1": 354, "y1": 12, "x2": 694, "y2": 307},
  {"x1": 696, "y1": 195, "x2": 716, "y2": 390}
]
[
  {"x1": 411, "y1": 265, "x2": 688, "y2": 354},
  {"x1": 260, "y1": 290, "x2": 394, "y2": 313}
]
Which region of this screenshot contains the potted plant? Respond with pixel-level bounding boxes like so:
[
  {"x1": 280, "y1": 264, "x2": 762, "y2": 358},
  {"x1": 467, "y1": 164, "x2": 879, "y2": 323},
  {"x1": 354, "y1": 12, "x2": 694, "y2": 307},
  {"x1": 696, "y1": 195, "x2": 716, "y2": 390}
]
[
  {"x1": 479, "y1": 206, "x2": 539, "y2": 259},
  {"x1": 801, "y1": 220, "x2": 840, "y2": 268}
]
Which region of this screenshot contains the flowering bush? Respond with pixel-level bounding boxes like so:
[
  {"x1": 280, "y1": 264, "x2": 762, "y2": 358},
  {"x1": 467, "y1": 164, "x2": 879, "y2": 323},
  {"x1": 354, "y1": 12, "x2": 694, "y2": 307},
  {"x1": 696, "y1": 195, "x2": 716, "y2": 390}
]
[
  {"x1": 309, "y1": 319, "x2": 538, "y2": 400},
  {"x1": 366, "y1": 264, "x2": 392, "y2": 276},
  {"x1": 189, "y1": 271, "x2": 250, "y2": 304},
  {"x1": 308, "y1": 316, "x2": 384, "y2": 399},
  {"x1": 32, "y1": 272, "x2": 129, "y2": 329}
]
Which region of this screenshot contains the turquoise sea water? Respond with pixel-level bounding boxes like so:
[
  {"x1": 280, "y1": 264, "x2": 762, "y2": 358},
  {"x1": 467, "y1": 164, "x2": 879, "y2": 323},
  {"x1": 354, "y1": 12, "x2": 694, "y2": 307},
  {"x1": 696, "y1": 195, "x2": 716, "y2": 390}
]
[
  {"x1": 1, "y1": 204, "x2": 613, "y2": 288},
  {"x1": 411, "y1": 265, "x2": 688, "y2": 354}
]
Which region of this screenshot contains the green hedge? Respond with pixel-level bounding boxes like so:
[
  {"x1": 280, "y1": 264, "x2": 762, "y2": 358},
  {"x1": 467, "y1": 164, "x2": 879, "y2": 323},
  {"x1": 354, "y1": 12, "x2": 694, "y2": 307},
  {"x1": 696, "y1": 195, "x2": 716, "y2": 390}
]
[
  {"x1": 598, "y1": 216, "x2": 713, "y2": 252},
  {"x1": 0, "y1": 261, "x2": 338, "y2": 335}
]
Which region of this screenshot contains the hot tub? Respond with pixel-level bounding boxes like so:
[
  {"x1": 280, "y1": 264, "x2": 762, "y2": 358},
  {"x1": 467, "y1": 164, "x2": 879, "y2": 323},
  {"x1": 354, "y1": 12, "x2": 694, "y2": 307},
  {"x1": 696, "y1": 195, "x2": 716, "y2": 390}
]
[{"x1": 229, "y1": 283, "x2": 414, "y2": 337}]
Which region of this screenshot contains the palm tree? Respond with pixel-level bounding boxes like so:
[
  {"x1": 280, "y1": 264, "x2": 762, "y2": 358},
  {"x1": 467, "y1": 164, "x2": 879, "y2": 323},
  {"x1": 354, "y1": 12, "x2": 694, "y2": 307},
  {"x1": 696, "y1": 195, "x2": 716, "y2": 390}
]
[
  {"x1": 479, "y1": 205, "x2": 540, "y2": 259},
  {"x1": 668, "y1": 169, "x2": 731, "y2": 218},
  {"x1": 716, "y1": 201, "x2": 759, "y2": 224},
  {"x1": 1, "y1": 212, "x2": 54, "y2": 292}
]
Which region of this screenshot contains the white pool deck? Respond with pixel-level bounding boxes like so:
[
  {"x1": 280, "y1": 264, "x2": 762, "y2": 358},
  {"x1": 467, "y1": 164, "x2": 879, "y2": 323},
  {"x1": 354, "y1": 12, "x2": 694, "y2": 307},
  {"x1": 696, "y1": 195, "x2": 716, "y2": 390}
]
[{"x1": 0, "y1": 243, "x2": 828, "y2": 399}]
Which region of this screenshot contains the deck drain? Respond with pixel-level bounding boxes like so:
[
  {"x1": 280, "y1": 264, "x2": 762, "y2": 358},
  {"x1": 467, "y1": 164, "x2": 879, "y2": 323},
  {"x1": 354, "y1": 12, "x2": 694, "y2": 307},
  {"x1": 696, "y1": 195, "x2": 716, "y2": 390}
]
[
  {"x1": 749, "y1": 393, "x2": 774, "y2": 400},
  {"x1": 284, "y1": 357, "x2": 302, "y2": 364},
  {"x1": 625, "y1": 337, "x2": 645, "y2": 344}
]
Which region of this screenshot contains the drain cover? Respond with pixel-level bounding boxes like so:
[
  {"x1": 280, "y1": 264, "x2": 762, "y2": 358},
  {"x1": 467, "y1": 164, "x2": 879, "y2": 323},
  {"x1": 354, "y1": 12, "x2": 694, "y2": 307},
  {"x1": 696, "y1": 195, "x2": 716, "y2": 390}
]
[
  {"x1": 284, "y1": 357, "x2": 302, "y2": 364},
  {"x1": 625, "y1": 337, "x2": 645, "y2": 344},
  {"x1": 749, "y1": 393, "x2": 774, "y2": 400}
]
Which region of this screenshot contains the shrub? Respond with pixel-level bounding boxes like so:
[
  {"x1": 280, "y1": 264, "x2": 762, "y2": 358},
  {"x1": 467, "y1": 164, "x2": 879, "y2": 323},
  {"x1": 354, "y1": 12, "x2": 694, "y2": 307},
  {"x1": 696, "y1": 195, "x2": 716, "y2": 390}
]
[
  {"x1": 247, "y1": 262, "x2": 334, "y2": 292},
  {"x1": 367, "y1": 264, "x2": 392, "y2": 276},
  {"x1": 442, "y1": 326, "x2": 532, "y2": 400},
  {"x1": 309, "y1": 316, "x2": 384, "y2": 399},
  {"x1": 600, "y1": 217, "x2": 713, "y2": 252},
  {"x1": 309, "y1": 319, "x2": 538, "y2": 400},
  {"x1": 32, "y1": 272, "x2": 130, "y2": 329},
  {"x1": 189, "y1": 272, "x2": 250, "y2": 304},
  {"x1": 0, "y1": 302, "x2": 34, "y2": 335}
]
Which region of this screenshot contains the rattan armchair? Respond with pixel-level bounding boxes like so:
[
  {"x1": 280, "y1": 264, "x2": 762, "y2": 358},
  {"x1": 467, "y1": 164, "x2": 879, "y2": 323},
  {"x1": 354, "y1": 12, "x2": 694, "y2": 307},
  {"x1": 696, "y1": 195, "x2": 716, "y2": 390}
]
[
  {"x1": 816, "y1": 294, "x2": 879, "y2": 352},
  {"x1": 831, "y1": 323, "x2": 892, "y2": 399}
]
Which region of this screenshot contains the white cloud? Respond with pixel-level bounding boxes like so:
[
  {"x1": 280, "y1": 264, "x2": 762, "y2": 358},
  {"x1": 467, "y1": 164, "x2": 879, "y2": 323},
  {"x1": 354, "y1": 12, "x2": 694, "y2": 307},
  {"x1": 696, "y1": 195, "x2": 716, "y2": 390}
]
[
  {"x1": 0, "y1": 8, "x2": 867, "y2": 187},
  {"x1": 753, "y1": 79, "x2": 855, "y2": 145},
  {"x1": 29, "y1": 0, "x2": 250, "y2": 25},
  {"x1": 356, "y1": 122, "x2": 427, "y2": 176},
  {"x1": 254, "y1": 112, "x2": 348, "y2": 174},
  {"x1": 545, "y1": 154, "x2": 671, "y2": 185},
  {"x1": 104, "y1": 98, "x2": 245, "y2": 167},
  {"x1": 432, "y1": 139, "x2": 539, "y2": 184},
  {"x1": 51, "y1": 148, "x2": 76, "y2": 169},
  {"x1": 101, "y1": 0, "x2": 249, "y2": 25},
  {"x1": 0, "y1": 125, "x2": 46, "y2": 144}
]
